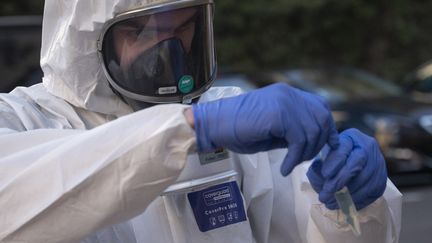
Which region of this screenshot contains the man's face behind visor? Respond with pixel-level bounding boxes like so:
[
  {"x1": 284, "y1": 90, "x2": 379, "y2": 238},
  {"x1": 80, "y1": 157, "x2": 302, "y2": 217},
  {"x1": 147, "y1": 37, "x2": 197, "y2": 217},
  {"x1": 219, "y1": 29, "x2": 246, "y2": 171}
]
[
  {"x1": 113, "y1": 8, "x2": 197, "y2": 69},
  {"x1": 99, "y1": 0, "x2": 217, "y2": 109}
]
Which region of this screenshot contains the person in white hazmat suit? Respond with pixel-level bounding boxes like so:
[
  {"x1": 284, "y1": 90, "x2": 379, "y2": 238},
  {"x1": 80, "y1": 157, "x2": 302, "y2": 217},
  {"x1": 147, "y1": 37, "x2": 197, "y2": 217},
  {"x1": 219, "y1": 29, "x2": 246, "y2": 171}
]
[{"x1": 0, "y1": 0, "x2": 402, "y2": 242}]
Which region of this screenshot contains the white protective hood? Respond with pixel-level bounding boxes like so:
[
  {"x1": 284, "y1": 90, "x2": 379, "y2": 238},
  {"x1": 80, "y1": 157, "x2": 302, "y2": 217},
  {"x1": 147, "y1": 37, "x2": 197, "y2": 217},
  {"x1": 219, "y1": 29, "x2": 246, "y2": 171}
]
[{"x1": 41, "y1": 0, "x2": 178, "y2": 116}]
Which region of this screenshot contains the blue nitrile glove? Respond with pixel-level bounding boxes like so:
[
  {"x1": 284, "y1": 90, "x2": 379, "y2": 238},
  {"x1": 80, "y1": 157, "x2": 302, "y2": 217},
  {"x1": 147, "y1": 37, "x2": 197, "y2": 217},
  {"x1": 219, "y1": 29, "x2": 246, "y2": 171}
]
[
  {"x1": 307, "y1": 128, "x2": 387, "y2": 210},
  {"x1": 192, "y1": 83, "x2": 340, "y2": 176}
]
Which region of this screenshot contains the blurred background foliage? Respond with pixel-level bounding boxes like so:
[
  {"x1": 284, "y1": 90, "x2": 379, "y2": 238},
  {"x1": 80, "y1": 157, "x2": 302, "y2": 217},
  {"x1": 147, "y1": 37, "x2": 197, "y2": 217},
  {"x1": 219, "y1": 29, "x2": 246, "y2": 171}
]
[
  {"x1": 214, "y1": 0, "x2": 432, "y2": 82},
  {"x1": 0, "y1": 1, "x2": 43, "y2": 16},
  {"x1": 1, "y1": 0, "x2": 432, "y2": 82}
]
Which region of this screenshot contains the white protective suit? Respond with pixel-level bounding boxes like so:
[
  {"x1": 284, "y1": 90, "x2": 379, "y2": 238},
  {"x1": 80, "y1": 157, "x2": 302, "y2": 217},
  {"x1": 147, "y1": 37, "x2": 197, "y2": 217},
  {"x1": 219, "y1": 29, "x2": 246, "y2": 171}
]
[{"x1": 0, "y1": 0, "x2": 402, "y2": 242}]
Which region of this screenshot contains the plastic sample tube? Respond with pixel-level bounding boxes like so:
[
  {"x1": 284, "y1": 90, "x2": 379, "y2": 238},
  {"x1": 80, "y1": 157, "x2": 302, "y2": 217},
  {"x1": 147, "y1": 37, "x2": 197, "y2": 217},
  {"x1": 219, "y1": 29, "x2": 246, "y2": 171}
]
[
  {"x1": 319, "y1": 146, "x2": 361, "y2": 236},
  {"x1": 335, "y1": 187, "x2": 361, "y2": 237}
]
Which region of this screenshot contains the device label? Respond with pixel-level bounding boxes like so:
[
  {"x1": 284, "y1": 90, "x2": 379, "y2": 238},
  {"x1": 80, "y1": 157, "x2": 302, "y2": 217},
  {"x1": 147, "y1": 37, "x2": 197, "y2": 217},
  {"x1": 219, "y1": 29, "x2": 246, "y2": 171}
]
[
  {"x1": 178, "y1": 75, "x2": 194, "y2": 93},
  {"x1": 198, "y1": 148, "x2": 229, "y2": 165},
  {"x1": 187, "y1": 181, "x2": 246, "y2": 232},
  {"x1": 158, "y1": 86, "x2": 177, "y2": 94}
]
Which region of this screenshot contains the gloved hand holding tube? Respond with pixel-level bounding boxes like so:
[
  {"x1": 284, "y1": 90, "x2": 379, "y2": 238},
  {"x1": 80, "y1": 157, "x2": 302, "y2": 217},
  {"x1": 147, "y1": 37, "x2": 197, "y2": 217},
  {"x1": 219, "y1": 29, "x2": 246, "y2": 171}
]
[
  {"x1": 191, "y1": 83, "x2": 340, "y2": 176},
  {"x1": 306, "y1": 128, "x2": 388, "y2": 211}
]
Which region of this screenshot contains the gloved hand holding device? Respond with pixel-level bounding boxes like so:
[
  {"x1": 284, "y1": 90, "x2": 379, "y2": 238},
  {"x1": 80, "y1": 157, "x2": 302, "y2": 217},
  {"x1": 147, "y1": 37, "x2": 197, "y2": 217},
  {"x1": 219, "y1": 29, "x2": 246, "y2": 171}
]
[
  {"x1": 191, "y1": 83, "x2": 340, "y2": 176},
  {"x1": 307, "y1": 128, "x2": 388, "y2": 210}
]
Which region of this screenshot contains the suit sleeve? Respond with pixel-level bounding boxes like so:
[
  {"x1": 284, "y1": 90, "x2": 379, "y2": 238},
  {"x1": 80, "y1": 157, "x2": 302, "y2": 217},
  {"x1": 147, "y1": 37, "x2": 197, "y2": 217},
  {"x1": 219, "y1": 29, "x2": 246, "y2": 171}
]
[{"x1": 0, "y1": 104, "x2": 196, "y2": 243}]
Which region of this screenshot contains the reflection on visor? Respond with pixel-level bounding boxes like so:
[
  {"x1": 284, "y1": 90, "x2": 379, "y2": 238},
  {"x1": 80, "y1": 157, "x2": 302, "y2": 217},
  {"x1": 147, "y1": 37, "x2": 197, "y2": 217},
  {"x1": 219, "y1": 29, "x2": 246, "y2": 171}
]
[{"x1": 101, "y1": 4, "x2": 216, "y2": 104}]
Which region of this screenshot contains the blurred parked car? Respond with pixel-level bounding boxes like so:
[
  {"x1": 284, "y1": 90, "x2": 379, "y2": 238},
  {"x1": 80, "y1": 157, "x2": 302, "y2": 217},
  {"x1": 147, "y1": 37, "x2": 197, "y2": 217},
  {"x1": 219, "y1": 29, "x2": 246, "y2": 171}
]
[
  {"x1": 254, "y1": 67, "x2": 432, "y2": 185},
  {"x1": 403, "y1": 60, "x2": 432, "y2": 103},
  {"x1": 0, "y1": 15, "x2": 43, "y2": 92},
  {"x1": 213, "y1": 72, "x2": 258, "y2": 92}
]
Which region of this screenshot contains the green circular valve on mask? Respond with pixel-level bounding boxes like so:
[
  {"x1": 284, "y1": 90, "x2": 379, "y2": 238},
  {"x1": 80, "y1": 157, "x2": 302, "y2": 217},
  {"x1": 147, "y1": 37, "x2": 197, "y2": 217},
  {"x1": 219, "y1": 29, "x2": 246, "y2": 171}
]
[{"x1": 178, "y1": 75, "x2": 194, "y2": 94}]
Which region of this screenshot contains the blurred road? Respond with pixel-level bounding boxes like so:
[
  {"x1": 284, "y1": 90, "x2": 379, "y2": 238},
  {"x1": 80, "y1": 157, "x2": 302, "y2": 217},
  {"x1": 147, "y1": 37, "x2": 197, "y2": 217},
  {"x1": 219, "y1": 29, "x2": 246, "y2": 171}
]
[{"x1": 400, "y1": 185, "x2": 432, "y2": 243}]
